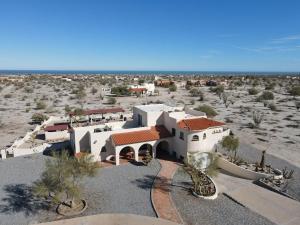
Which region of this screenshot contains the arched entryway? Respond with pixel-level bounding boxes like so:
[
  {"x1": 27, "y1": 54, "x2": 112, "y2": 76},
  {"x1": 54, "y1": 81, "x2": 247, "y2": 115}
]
[
  {"x1": 138, "y1": 144, "x2": 153, "y2": 161},
  {"x1": 155, "y1": 140, "x2": 170, "y2": 159},
  {"x1": 118, "y1": 146, "x2": 135, "y2": 165}
]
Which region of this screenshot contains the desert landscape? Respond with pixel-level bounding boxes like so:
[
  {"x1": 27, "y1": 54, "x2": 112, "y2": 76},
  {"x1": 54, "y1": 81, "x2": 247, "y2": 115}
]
[{"x1": 0, "y1": 74, "x2": 299, "y2": 166}]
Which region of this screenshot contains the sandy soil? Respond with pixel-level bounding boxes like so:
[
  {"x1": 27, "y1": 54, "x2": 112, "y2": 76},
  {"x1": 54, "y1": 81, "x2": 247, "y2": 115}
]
[{"x1": 0, "y1": 75, "x2": 299, "y2": 167}]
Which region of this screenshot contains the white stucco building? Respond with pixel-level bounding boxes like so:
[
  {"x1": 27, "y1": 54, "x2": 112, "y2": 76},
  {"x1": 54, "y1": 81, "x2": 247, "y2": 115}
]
[
  {"x1": 128, "y1": 83, "x2": 155, "y2": 95},
  {"x1": 70, "y1": 104, "x2": 230, "y2": 165}
]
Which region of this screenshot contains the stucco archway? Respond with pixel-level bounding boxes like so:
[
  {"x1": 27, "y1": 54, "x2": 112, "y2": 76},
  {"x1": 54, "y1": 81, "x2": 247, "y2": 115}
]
[
  {"x1": 138, "y1": 143, "x2": 153, "y2": 161},
  {"x1": 155, "y1": 140, "x2": 170, "y2": 159},
  {"x1": 117, "y1": 146, "x2": 135, "y2": 165}
]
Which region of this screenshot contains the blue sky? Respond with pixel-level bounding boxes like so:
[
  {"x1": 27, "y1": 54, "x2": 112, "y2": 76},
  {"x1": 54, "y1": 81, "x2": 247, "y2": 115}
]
[{"x1": 0, "y1": 0, "x2": 300, "y2": 71}]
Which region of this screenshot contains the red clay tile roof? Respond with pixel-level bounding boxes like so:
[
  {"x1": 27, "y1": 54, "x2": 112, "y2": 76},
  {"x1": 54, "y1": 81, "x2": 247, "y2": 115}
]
[
  {"x1": 177, "y1": 118, "x2": 225, "y2": 131},
  {"x1": 129, "y1": 88, "x2": 147, "y2": 93},
  {"x1": 69, "y1": 107, "x2": 124, "y2": 116},
  {"x1": 111, "y1": 125, "x2": 171, "y2": 146},
  {"x1": 44, "y1": 124, "x2": 69, "y2": 132}
]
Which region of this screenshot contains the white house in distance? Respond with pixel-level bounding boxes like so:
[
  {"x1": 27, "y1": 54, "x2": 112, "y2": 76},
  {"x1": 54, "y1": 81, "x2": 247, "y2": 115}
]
[
  {"x1": 70, "y1": 104, "x2": 230, "y2": 165},
  {"x1": 128, "y1": 83, "x2": 155, "y2": 96}
]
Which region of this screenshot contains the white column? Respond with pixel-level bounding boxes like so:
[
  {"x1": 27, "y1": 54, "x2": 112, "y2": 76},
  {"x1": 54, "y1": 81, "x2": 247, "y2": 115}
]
[
  {"x1": 0, "y1": 149, "x2": 6, "y2": 159},
  {"x1": 115, "y1": 149, "x2": 120, "y2": 166},
  {"x1": 134, "y1": 149, "x2": 139, "y2": 162}
]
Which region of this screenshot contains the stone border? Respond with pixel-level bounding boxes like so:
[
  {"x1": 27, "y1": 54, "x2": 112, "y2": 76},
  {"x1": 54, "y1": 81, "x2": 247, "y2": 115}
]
[
  {"x1": 218, "y1": 156, "x2": 271, "y2": 180},
  {"x1": 56, "y1": 199, "x2": 88, "y2": 216},
  {"x1": 191, "y1": 175, "x2": 219, "y2": 200}
]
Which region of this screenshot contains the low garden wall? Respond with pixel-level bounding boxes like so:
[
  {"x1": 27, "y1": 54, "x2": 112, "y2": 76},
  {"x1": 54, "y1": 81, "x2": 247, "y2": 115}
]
[{"x1": 217, "y1": 156, "x2": 271, "y2": 180}]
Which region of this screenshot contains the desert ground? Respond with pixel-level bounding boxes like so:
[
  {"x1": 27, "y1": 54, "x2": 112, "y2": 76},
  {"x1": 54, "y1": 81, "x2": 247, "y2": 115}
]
[{"x1": 0, "y1": 74, "x2": 299, "y2": 167}]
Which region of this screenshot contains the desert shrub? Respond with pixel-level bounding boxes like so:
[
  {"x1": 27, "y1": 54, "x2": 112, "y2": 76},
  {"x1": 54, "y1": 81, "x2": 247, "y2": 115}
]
[
  {"x1": 26, "y1": 102, "x2": 31, "y2": 106},
  {"x1": 36, "y1": 101, "x2": 47, "y2": 110},
  {"x1": 194, "y1": 105, "x2": 217, "y2": 117},
  {"x1": 295, "y1": 101, "x2": 300, "y2": 110},
  {"x1": 256, "y1": 91, "x2": 274, "y2": 101},
  {"x1": 268, "y1": 102, "x2": 277, "y2": 111},
  {"x1": 31, "y1": 113, "x2": 48, "y2": 123},
  {"x1": 252, "y1": 110, "x2": 264, "y2": 128},
  {"x1": 210, "y1": 85, "x2": 224, "y2": 99},
  {"x1": 91, "y1": 87, "x2": 98, "y2": 95},
  {"x1": 190, "y1": 99, "x2": 195, "y2": 105},
  {"x1": 288, "y1": 86, "x2": 300, "y2": 97},
  {"x1": 248, "y1": 88, "x2": 259, "y2": 95},
  {"x1": 190, "y1": 88, "x2": 204, "y2": 100},
  {"x1": 221, "y1": 136, "x2": 239, "y2": 162},
  {"x1": 4, "y1": 94, "x2": 12, "y2": 98},
  {"x1": 169, "y1": 84, "x2": 177, "y2": 92},
  {"x1": 265, "y1": 83, "x2": 276, "y2": 90},
  {"x1": 111, "y1": 86, "x2": 130, "y2": 96},
  {"x1": 107, "y1": 97, "x2": 117, "y2": 105}
]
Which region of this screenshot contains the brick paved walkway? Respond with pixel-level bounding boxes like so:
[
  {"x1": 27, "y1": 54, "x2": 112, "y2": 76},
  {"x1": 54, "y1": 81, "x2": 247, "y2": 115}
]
[{"x1": 152, "y1": 159, "x2": 183, "y2": 224}]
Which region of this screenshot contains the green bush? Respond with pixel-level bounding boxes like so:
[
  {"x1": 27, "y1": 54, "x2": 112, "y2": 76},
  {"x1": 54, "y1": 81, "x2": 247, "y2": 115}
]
[
  {"x1": 36, "y1": 101, "x2": 47, "y2": 110},
  {"x1": 248, "y1": 88, "x2": 259, "y2": 95},
  {"x1": 169, "y1": 84, "x2": 177, "y2": 92},
  {"x1": 31, "y1": 113, "x2": 48, "y2": 123},
  {"x1": 107, "y1": 97, "x2": 117, "y2": 105},
  {"x1": 194, "y1": 105, "x2": 217, "y2": 117},
  {"x1": 288, "y1": 86, "x2": 300, "y2": 96},
  {"x1": 111, "y1": 86, "x2": 130, "y2": 96},
  {"x1": 256, "y1": 91, "x2": 274, "y2": 101}
]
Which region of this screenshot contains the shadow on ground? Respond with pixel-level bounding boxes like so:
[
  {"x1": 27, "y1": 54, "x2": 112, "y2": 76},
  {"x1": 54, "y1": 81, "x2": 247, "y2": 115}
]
[{"x1": 0, "y1": 184, "x2": 50, "y2": 216}]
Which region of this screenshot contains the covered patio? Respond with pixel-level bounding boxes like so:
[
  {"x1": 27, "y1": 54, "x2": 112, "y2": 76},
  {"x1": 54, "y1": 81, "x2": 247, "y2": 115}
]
[{"x1": 111, "y1": 126, "x2": 172, "y2": 165}]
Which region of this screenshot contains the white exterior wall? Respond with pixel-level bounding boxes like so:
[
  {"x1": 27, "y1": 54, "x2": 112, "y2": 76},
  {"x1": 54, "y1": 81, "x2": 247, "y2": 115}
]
[
  {"x1": 45, "y1": 130, "x2": 69, "y2": 141},
  {"x1": 71, "y1": 120, "x2": 137, "y2": 155},
  {"x1": 187, "y1": 128, "x2": 230, "y2": 154},
  {"x1": 89, "y1": 126, "x2": 151, "y2": 161}
]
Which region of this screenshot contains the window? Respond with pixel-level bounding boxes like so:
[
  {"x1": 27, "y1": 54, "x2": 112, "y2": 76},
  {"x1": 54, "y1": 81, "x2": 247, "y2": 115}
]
[
  {"x1": 179, "y1": 132, "x2": 184, "y2": 140},
  {"x1": 94, "y1": 128, "x2": 102, "y2": 133},
  {"x1": 192, "y1": 135, "x2": 199, "y2": 141},
  {"x1": 203, "y1": 133, "x2": 207, "y2": 140},
  {"x1": 172, "y1": 128, "x2": 176, "y2": 136}
]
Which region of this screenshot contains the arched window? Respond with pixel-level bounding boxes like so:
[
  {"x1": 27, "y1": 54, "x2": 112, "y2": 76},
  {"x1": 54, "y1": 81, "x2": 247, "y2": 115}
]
[
  {"x1": 192, "y1": 135, "x2": 199, "y2": 141},
  {"x1": 101, "y1": 146, "x2": 107, "y2": 152},
  {"x1": 203, "y1": 133, "x2": 207, "y2": 140}
]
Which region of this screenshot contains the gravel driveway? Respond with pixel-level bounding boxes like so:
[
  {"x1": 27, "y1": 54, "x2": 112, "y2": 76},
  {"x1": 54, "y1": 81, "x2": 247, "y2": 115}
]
[
  {"x1": 0, "y1": 154, "x2": 160, "y2": 225},
  {"x1": 171, "y1": 168, "x2": 275, "y2": 225}
]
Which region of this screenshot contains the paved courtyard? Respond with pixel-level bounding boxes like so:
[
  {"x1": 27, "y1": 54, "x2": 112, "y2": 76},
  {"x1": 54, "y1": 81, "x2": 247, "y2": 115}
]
[{"x1": 0, "y1": 154, "x2": 160, "y2": 225}]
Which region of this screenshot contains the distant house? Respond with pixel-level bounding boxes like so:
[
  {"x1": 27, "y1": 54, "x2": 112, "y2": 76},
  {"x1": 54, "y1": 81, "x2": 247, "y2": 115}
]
[
  {"x1": 70, "y1": 104, "x2": 230, "y2": 165},
  {"x1": 206, "y1": 80, "x2": 218, "y2": 86},
  {"x1": 154, "y1": 79, "x2": 174, "y2": 87},
  {"x1": 128, "y1": 83, "x2": 155, "y2": 95}
]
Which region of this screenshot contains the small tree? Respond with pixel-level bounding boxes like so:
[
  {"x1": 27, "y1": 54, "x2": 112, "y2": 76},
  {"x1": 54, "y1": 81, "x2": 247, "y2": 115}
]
[
  {"x1": 252, "y1": 110, "x2": 264, "y2": 128},
  {"x1": 221, "y1": 92, "x2": 233, "y2": 108},
  {"x1": 33, "y1": 151, "x2": 98, "y2": 213},
  {"x1": 221, "y1": 136, "x2": 239, "y2": 162}
]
